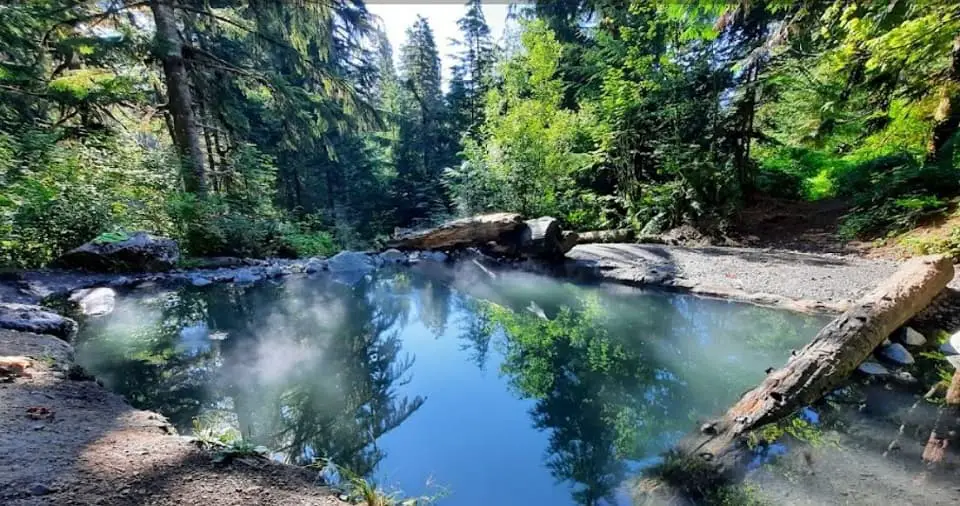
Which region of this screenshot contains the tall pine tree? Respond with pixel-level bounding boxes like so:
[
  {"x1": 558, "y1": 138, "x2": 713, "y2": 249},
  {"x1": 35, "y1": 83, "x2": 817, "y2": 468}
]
[
  {"x1": 394, "y1": 16, "x2": 448, "y2": 225},
  {"x1": 451, "y1": 0, "x2": 495, "y2": 134}
]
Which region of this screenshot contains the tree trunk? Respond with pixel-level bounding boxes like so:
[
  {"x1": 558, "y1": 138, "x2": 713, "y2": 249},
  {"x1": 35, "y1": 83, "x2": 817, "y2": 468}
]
[
  {"x1": 150, "y1": 0, "x2": 207, "y2": 195},
  {"x1": 927, "y1": 34, "x2": 960, "y2": 167},
  {"x1": 645, "y1": 255, "x2": 953, "y2": 495}
]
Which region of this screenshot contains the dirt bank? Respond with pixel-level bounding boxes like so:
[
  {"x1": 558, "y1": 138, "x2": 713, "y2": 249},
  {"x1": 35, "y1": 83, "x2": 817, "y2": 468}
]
[{"x1": 0, "y1": 329, "x2": 345, "y2": 506}]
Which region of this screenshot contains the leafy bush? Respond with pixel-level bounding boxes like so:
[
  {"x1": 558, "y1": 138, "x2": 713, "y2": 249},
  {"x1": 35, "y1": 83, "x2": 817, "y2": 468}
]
[
  {"x1": 280, "y1": 229, "x2": 338, "y2": 258},
  {"x1": 0, "y1": 130, "x2": 177, "y2": 267},
  {"x1": 837, "y1": 154, "x2": 956, "y2": 238}
]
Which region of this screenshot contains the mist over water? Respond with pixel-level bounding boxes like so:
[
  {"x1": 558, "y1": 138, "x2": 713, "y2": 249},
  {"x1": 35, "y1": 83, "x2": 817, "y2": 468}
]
[{"x1": 75, "y1": 266, "x2": 828, "y2": 505}]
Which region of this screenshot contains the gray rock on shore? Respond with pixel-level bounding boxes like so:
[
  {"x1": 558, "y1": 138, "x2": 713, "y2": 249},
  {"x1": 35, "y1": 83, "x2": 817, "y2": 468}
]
[
  {"x1": 877, "y1": 342, "x2": 915, "y2": 366},
  {"x1": 54, "y1": 232, "x2": 180, "y2": 272},
  {"x1": 0, "y1": 303, "x2": 78, "y2": 340}
]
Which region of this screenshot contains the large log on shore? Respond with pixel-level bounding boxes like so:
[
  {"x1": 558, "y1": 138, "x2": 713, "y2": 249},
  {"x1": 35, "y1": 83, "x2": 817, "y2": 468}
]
[
  {"x1": 389, "y1": 213, "x2": 524, "y2": 250},
  {"x1": 668, "y1": 255, "x2": 954, "y2": 481},
  {"x1": 576, "y1": 228, "x2": 635, "y2": 244}
]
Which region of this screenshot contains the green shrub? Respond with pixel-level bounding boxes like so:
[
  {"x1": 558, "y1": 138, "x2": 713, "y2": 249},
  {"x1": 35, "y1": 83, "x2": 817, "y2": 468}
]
[
  {"x1": 0, "y1": 130, "x2": 177, "y2": 267},
  {"x1": 280, "y1": 230, "x2": 338, "y2": 258},
  {"x1": 837, "y1": 154, "x2": 956, "y2": 238}
]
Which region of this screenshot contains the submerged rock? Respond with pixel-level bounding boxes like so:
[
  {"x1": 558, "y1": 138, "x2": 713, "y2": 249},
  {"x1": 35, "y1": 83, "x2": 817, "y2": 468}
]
[
  {"x1": 898, "y1": 327, "x2": 926, "y2": 347},
  {"x1": 328, "y1": 251, "x2": 376, "y2": 272},
  {"x1": 857, "y1": 361, "x2": 891, "y2": 377},
  {"x1": 189, "y1": 275, "x2": 212, "y2": 287},
  {"x1": 877, "y1": 342, "x2": 915, "y2": 366},
  {"x1": 54, "y1": 232, "x2": 180, "y2": 272},
  {"x1": 0, "y1": 303, "x2": 77, "y2": 340},
  {"x1": 68, "y1": 287, "x2": 116, "y2": 317},
  {"x1": 232, "y1": 269, "x2": 260, "y2": 284}
]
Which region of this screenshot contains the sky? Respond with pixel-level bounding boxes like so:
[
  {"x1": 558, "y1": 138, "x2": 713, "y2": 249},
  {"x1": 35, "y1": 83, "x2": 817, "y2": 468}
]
[{"x1": 366, "y1": 2, "x2": 514, "y2": 85}]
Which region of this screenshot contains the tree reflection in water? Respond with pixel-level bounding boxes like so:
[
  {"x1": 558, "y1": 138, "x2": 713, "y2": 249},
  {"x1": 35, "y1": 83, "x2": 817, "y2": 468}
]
[
  {"x1": 77, "y1": 274, "x2": 425, "y2": 476},
  {"x1": 75, "y1": 268, "x2": 823, "y2": 506}
]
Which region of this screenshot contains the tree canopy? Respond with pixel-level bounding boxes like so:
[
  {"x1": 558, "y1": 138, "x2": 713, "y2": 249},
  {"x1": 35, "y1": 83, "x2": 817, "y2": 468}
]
[{"x1": 1, "y1": 0, "x2": 958, "y2": 267}]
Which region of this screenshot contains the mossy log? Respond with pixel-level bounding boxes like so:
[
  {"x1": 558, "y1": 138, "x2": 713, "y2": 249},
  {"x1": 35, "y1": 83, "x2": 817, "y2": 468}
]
[{"x1": 666, "y1": 255, "x2": 954, "y2": 482}]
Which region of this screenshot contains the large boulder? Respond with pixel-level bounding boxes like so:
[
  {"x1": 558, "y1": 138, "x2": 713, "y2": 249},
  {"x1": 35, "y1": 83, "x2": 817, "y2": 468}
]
[
  {"x1": 389, "y1": 213, "x2": 525, "y2": 250},
  {"x1": 54, "y1": 232, "x2": 179, "y2": 272},
  {"x1": 0, "y1": 303, "x2": 77, "y2": 340}
]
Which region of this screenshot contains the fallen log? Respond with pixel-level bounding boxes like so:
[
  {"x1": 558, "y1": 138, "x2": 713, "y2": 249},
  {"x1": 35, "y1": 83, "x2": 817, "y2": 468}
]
[
  {"x1": 576, "y1": 228, "x2": 635, "y2": 244},
  {"x1": 650, "y1": 255, "x2": 954, "y2": 492},
  {"x1": 388, "y1": 213, "x2": 524, "y2": 250},
  {"x1": 521, "y1": 217, "x2": 563, "y2": 258}
]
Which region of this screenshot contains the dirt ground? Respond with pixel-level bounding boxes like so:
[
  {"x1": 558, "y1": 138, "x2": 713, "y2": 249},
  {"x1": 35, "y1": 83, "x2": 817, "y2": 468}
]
[{"x1": 0, "y1": 329, "x2": 346, "y2": 506}]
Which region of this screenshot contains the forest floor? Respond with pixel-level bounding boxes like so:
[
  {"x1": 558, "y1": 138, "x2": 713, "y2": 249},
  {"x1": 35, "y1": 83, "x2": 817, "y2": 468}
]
[
  {"x1": 735, "y1": 195, "x2": 960, "y2": 261},
  {"x1": 0, "y1": 329, "x2": 346, "y2": 506}
]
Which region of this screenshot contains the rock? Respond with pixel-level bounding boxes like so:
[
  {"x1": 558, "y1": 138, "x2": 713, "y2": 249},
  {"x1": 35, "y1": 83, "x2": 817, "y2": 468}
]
[
  {"x1": 876, "y1": 342, "x2": 915, "y2": 366},
  {"x1": 190, "y1": 257, "x2": 245, "y2": 269},
  {"x1": 379, "y1": 248, "x2": 408, "y2": 265},
  {"x1": 327, "y1": 251, "x2": 376, "y2": 272},
  {"x1": 0, "y1": 303, "x2": 77, "y2": 340},
  {"x1": 940, "y1": 331, "x2": 960, "y2": 355},
  {"x1": 265, "y1": 264, "x2": 285, "y2": 278},
  {"x1": 304, "y1": 257, "x2": 327, "y2": 273},
  {"x1": 29, "y1": 484, "x2": 52, "y2": 496},
  {"x1": 857, "y1": 361, "x2": 891, "y2": 377},
  {"x1": 68, "y1": 287, "x2": 116, "y2": 316},
  {"x1": 189, "y1": 275, "x2": 212, "y2": 287},
  {"x1": 898, "y1": 327, "x2": 926, "y2": 347},
  {"x1": 54, "y1": 232, "x2": 180, "y2": 272},
  {"x1": 414, "y1": 250, "x2": 448, "y2": 263},
  {"x1": 389, "y1": 213, "x2": 524, "y2": 250},
  {"x1": 891, "y1": 371, "x2": 918, "y2": 385},
  {"x1": 232, "y1": 269, "x2": 260, "y2": 284}
]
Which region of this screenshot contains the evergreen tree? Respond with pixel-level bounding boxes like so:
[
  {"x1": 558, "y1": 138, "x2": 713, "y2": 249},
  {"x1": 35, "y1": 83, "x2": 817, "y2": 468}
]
[
  {"x1": 451, "y1": 0, "x2": 496, "y2": 134},
  {"x1": 394, "y1": 16, "x2": 449, "y2": 225}
]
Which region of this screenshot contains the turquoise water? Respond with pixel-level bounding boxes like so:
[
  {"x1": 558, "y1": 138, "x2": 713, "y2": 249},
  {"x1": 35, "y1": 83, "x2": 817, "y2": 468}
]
[{"x1": 74, "y1": 264, "x2": 826, "y2": 505}]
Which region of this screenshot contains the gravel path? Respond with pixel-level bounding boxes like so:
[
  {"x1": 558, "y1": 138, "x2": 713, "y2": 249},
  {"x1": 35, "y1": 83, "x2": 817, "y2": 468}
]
[
  {"x1": 0, "y1": 329, "x2": 345, "y2": 506},
  {"x1": 564, "y1": 244, "x2": 902, "y2": 312}
]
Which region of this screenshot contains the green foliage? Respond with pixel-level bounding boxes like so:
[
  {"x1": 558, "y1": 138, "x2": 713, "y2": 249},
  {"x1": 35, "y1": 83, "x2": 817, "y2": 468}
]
[
  {"x1": 320, "y1": 460, "x2": 444, "y2": 506},
  {"x1": 92, "y1": 232, "x2": 131, "y2": 245},
  {"x1": 452, "y1": 21, "x2": 602, "y2": 225},
  {"x1": 0, "y1": 130, "x2": 177, "y2": 267},
  {"x1": 837, "y1": 155, "x2": 956, "y2": 238}
]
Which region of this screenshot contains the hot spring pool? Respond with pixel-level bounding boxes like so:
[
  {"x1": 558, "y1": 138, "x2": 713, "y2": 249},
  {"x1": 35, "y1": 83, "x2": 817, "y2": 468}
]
[{"x1": 74, "y1": 265, "x2": 828, "y2": 505}]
